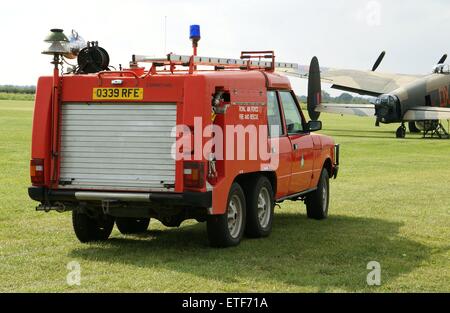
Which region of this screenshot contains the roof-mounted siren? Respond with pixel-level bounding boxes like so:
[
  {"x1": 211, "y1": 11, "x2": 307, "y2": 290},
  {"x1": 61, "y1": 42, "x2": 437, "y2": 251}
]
[
  {"x1": 190, "y1": 24, "x2": 201, "y2": 56},
  {"x1": 42, "y1": 29, "x2": 70, "y2": 57},
  {"x1": 307, "y1": 56, "x2": 322, "y2": 121}
]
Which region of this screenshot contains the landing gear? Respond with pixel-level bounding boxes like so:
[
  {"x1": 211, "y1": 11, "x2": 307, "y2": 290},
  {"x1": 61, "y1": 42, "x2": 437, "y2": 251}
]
[
  {"x1": 408, "y1": 121, "x2": 421, "y2": 133},
  {"x1": 396, "y1": 123, "x2": 406, "y2": 139}
]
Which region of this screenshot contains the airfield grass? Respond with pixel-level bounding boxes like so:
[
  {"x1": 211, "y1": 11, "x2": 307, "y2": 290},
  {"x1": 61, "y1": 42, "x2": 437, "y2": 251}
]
[{"x1": 0, "y1": 99, "x2": 449, "y2": 292}]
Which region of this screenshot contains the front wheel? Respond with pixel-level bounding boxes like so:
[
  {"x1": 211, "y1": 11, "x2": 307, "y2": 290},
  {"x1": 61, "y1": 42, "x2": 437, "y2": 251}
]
[
  {"x1": 207, "y1": 183, "x2": 246, "y2": 247},
  {"x1": 305, "y1": 169, "x2": 330, "y2": 220},
  {"x1": 72, "y1": 210, "x2": 115, "y2": 243},
  {"x1": 396, "y1": 126, "x2": 406, "y2": 138}
]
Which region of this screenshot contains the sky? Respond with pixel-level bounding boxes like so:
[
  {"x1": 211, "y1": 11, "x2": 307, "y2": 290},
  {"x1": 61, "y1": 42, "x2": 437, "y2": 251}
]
[{"x1": 0, "y1": 0, "x2": 449, "y2": 96}]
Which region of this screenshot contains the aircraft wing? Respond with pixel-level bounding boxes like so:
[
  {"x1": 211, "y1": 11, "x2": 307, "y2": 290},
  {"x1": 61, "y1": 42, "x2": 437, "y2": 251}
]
[
  {"x1": 319, "y1": 69, "x2": 422, "y2": 97},
  {"x1": 279, "y1": 67, "x2": 422, "y2": 97},
  {"x1": 403, "y1": 106, "x2": 450, "y2": 121},
  {"x1": 315, "y1": 103, "x2": 375, "y2": 117}
]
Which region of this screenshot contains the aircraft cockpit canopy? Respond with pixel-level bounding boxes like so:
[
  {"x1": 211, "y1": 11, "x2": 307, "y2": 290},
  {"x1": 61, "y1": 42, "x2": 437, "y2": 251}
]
[{"x1": 433, "y1": 64, "x2": 450, "y2": 74}]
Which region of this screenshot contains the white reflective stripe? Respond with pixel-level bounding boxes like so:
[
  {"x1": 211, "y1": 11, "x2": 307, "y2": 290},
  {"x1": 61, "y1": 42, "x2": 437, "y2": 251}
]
[{"x1": 75, "y1": 192, "x2": 150, "y2": 202}]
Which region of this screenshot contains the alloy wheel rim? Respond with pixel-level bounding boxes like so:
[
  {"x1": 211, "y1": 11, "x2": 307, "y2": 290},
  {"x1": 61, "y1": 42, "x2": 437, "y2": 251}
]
[
  {"x1": 257, "y1": 187, "x2": 271, "y2": 228},
  {"x1": 322, "y1": 183, "x2": 328, "y2": 213},
  {"x1": 227, "y1": 194, "x2": 243, "y2": 238}
]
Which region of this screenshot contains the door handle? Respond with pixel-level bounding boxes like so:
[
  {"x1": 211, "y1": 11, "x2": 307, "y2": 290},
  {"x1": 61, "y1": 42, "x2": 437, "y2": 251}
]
[{"x1": 293, "y1": 144, "x2": 299, "y2": 150}]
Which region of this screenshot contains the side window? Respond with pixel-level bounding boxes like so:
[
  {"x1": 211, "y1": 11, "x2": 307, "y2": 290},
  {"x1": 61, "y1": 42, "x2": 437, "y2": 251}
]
[
  {"x1": 279, "y1": 91, "x2": 304, "y2": 134},
  {"x1": 267, "y1": 91, "x2": 284, "y2": 137}
]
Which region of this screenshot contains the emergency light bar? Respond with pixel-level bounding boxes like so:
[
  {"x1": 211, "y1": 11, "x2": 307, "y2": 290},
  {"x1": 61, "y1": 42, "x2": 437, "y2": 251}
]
[{"x1": 133, "y1": 54, "x2": 299, "y2": 71}]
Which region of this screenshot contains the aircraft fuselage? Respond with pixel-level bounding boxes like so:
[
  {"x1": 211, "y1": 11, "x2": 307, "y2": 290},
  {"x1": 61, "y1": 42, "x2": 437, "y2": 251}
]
[{"x1": 376, "y1": 73, "x2": 450, "y2": 124}]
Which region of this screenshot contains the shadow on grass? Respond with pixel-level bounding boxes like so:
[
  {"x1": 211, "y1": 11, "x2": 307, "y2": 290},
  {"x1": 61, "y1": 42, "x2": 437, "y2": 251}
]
[{"x1": 69, "y1": 213, "x2": 430, "y2": 291}]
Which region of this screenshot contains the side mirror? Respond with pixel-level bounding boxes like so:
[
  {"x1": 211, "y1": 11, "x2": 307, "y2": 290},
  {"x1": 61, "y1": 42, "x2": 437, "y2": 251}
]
[{"x1": 307, "y1": 120, "x2": 322, "y2": 132}]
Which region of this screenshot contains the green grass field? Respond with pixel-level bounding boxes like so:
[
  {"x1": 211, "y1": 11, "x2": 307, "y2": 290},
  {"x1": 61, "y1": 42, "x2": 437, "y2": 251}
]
[{"x1": 0, "y1": 99, "x2": 449, "y2": 292}]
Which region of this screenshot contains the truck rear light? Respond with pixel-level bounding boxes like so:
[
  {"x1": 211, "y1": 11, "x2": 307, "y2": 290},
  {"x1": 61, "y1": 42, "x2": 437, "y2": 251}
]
[
  {"x1": 30, "y1": 158, "x2": 44, "y2": 185},
  {"x1": 183, "y1": 162, "x2": 205, "y2": 188}
]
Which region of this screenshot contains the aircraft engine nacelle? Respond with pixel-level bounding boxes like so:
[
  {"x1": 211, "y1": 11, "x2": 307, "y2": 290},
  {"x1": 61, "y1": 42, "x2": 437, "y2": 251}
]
[{"x1": 374, "y1": 94, "x2": 402, "y2": 124}]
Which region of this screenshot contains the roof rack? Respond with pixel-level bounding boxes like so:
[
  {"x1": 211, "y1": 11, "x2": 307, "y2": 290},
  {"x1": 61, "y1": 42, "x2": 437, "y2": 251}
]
[{"x1": 132, "y1": 51, "x2": 298, "y2": 73}]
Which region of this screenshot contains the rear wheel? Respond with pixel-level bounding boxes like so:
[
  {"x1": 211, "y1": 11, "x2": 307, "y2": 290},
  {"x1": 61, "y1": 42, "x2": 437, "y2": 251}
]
[
  {"x1": 408, "y1": 121, "x2": 421, "y2": 133},
  {"x1": 416, "y1": 120, "x2": 439, "y2": 132},
  {"x1": 207, "y1": 183, "x2": 246, "y2": 247},
  {"x1": 115, "y1": 217, "x2": 150, "y2": 234},
  {"x1": 305, "y1": 169, "x2": 329, "y2": 220},
  {"x1": 245, "y1": 176, "x2": 274, "y2": 238},
  {"x1": 72, "y1": 210, "x2": 114, "y2": 243}
]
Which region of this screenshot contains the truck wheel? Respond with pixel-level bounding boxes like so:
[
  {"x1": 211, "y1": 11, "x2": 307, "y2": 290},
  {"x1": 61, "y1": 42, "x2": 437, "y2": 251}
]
[
  {"x1": 115, "y1": 217, "x2": 150, "y2": 234},
  {"x1": 207, "y1": 183, "x2": 246, "y2": 247},
  {"x1": 245, "y1": 176, "x2": 274, "y2": 238},
  {"x1": 72, "y1": 210, "x2": 114, "y2": 243},
  {"x1": 305, "y1": 169, "x2": 329, "y2": 220}
]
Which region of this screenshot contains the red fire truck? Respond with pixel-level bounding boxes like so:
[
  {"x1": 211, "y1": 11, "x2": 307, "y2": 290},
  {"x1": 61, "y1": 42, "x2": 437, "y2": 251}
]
[{"x1": 29, "y1": 27, "x2": 339, "y2": 247}]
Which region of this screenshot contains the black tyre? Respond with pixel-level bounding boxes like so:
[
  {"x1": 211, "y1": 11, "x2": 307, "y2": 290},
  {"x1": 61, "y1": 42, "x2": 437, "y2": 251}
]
[
  {"x1": 115, "y1": 217, "x2": 150, "y2": 234},
  {"x1": 305, "y1": 169, "x2": 330, "y2": 220},
  {"x1": 207, "y1": 183, "x2": 246, "y2": 247},
  {"x1": 408, "y1": 121, "x2": 421, "y2": 133},
  {"x1": 396, "y1": 126, "x2": 406, "y2": 138},
  {"x1": 245, "y1": 176, "x2": 274, "y2": 238},
  {"x1": 160, "y1": 215, "x2": 184, "y2": 227},
  {"x1": 72, "y1": 210, "x2": 114, "y2": 243}
]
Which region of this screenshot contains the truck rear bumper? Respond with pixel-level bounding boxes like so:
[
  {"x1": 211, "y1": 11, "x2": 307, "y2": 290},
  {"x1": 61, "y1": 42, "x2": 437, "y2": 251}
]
[{"x1": 28, "y1": 187, "x2": 212, "y2": 209}]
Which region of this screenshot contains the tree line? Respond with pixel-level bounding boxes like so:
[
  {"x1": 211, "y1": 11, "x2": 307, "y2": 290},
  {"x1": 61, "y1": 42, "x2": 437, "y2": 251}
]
[
  {"x1": 1, "y1": 85, "x2": 372, "y2": 104},
  {"x1": 0, "y1": 85, "x2": 36, "y2": 94},
  {"x1": 297, "y1": 91, "x2": 372, "y2": 104}
]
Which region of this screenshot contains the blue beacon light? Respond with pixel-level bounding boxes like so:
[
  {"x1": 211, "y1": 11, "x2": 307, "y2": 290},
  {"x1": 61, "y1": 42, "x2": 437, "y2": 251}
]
[
  {"x1": 189, "y1": 25, "x2": 201, "y2": 41},
  {"x1": 189, "y1": 25, "x2": 201, "y2": 56}
]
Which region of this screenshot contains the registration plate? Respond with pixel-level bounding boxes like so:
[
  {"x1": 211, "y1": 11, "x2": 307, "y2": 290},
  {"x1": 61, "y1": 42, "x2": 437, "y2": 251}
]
[{"x1": 92, "y1": 88, "x2": 144, "y2": 100}]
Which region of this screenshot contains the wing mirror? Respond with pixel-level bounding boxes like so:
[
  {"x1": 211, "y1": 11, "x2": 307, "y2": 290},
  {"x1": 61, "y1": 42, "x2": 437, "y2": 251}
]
[{"x1": 307, "y1": 120, "x2": 322, "y2": 132}]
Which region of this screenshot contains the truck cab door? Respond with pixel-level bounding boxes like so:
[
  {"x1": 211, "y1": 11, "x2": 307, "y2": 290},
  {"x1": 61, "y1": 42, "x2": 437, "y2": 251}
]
[
  {"x1": 266, "y1": 91, "x2": 292, "y2": 199},
  {"x1": 278, "y1": 91, "x2": 314, "y2": 194}
]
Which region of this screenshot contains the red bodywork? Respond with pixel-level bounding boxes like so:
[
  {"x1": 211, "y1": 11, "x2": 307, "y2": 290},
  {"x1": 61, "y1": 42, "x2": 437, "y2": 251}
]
[{"x1": 30, "y1": 67, "x2": 337, "y2": 215}]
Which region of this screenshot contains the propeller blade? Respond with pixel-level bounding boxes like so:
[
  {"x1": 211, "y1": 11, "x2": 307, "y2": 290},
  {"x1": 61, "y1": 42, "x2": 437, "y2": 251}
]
[
  {"x1": 372, "y1": 51, "x2": 386, "y2": 71},
  {"x1": 438, "y1": 54, "x2": 447, "y2": 64}
]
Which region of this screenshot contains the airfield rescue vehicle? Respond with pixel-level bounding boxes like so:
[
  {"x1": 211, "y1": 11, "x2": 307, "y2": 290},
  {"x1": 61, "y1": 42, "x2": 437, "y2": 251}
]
[{"x1": 28, "y1": 27, "x2": 339, "y2": 247}]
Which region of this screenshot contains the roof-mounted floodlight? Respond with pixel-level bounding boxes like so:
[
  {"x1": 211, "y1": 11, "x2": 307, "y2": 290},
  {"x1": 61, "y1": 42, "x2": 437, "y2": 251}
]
[{"x1": 42, "y1": 29, "x2": 70, "y2": 55}]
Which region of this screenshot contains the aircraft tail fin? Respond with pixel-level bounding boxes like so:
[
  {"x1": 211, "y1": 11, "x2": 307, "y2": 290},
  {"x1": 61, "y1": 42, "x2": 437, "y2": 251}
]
[{"x1": 307, "y1": 56, "x2": 322, "y2": 121}]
